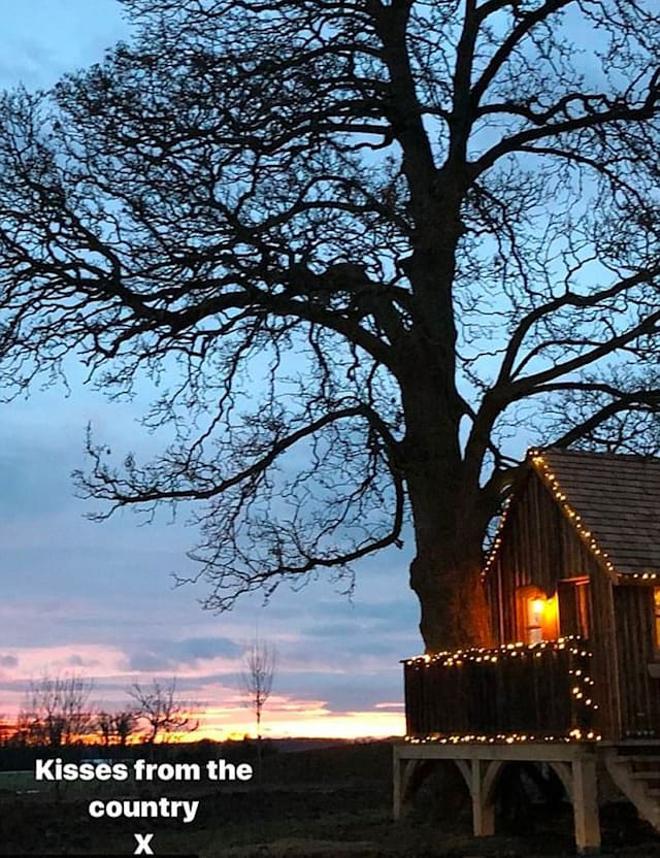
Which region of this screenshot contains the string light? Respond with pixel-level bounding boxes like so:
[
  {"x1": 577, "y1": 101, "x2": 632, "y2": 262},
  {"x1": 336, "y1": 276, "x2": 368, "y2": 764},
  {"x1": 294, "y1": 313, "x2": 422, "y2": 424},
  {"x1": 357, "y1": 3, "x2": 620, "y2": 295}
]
[
  {"x1": 404, "y1": 730, "x2": 601, "y2": 745},
  {"x1": 482, "y1": 449, "x2": 657, "y2": 583},
  {"x1": 529, "y1": 450, "x2": 618, "y2": 576},
  {"x1": 481, "y1": 496, "x2": 511, "y2": 581},
  {"x1": 403, "y1": 635, "x2": 590, "y2": 667}
]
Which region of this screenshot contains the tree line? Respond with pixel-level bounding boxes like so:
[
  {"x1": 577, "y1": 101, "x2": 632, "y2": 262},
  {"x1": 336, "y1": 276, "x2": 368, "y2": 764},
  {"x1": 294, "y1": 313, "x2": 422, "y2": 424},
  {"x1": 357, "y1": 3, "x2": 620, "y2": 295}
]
[
  {"x1": 2, "y1": 641, "x2": 277, "y2": 750},
  {"x1": 5, "y1": 675, "x2": 196, "y2": 749}
]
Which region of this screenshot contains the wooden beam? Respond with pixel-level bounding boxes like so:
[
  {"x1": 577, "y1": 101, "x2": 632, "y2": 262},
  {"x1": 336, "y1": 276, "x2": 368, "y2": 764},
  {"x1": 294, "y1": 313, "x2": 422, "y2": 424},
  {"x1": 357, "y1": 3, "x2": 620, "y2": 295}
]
[
  {"x1": 572, "y1": 758, "x2": 601, "y2": 854},
  {"x1": 395, "y1": 741, "x2": 597, "y2": 762},
  {"x1": 393, "y1": 748, "x2": 427, "y2": 820},
  {"x1": 482, "y1": 759, "x2": 505, "y2": 807},
  {"x1": 454, "y1": 759, "x2": 471, "y2": 790},
  {"x1": 550, "y1": 760, "x2": 574, "y2": 801},
  {"x1": 471, "y1": 759, "x2": 496, "y2": 837}
]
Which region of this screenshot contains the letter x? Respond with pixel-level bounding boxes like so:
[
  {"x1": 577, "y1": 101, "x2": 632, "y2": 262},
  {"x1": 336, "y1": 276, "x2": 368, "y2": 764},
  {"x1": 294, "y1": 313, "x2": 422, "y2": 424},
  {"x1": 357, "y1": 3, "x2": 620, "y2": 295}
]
[{"x1": 134, "y1": 833, "x2": 154, "y2": 855}]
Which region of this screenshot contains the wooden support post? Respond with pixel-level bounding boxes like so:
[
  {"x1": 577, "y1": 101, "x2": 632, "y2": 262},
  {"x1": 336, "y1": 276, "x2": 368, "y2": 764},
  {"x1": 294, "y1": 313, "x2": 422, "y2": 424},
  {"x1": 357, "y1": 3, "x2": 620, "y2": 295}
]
[
  {"x1": 471, "y1": 759, "x2": 495, "y2": 837},
  {"x1": 393, "y1": 747, "x2": 418, "y2": 820},
  {"x1": 393, "y1": 745, "x2": 402, "y2": 820},
  {"x1": 572, "y1": 759, "x2": 600, "y2": 855}
]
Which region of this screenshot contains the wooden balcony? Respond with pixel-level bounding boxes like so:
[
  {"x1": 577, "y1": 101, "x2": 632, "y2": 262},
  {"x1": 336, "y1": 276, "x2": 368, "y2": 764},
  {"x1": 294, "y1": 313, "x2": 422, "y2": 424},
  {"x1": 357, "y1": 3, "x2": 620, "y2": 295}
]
[{"x1": 404, "y1": 637, "x2": 599, "y2": 742}]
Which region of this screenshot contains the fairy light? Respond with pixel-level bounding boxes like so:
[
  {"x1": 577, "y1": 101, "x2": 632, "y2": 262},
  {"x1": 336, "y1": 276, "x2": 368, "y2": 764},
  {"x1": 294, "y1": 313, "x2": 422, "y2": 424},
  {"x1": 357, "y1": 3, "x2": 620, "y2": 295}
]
[
  {"x1": 528, "y1": 450, "x2": 616, "y2": 577},
  {"x1": 528, "y1": 449, "x2": 657, "y2": 582},
  {"x1": 482, "y1": 449, "x2": 658, "y2": 583},
  {"x1": 481, "y1": 496, "x2": 511, "y2": 581},
  {"x1": 402, "y1": 635, "x2": 591, "y2": 668},
  {"x1": 403, "y1": 730, "x2": 602, "y2": 745}
]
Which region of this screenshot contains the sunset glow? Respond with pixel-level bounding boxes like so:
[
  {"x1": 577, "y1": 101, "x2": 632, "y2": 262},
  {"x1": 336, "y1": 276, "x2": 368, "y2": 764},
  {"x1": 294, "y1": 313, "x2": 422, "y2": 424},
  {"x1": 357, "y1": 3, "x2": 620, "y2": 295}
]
[
  {"x1": 194, "y1": 703, "x2": 405, "y2": 741},
  {"x1": 0, "y1": 643, "x2": 406, "y2": 740}
]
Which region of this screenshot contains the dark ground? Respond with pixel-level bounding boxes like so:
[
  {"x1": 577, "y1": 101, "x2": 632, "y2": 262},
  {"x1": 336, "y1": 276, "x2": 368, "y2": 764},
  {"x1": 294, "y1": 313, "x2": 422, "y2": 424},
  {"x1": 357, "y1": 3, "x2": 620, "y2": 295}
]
[{"x1": 1, "y1": 741, "x2": 660, "y2": 857}]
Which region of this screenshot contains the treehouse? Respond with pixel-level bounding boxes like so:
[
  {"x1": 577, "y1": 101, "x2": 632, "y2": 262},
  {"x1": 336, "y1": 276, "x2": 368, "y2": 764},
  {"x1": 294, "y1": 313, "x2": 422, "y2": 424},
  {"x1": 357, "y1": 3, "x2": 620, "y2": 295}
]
[{"x1": 395, "y1": 449, "x2": 660, "y2": 854}]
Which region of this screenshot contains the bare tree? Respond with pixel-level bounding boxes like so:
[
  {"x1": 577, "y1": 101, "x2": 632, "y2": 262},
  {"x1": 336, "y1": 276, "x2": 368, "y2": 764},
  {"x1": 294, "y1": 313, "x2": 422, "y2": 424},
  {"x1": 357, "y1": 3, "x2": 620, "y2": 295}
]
[
  {"x1": 113, "y1": 709, "x2": 139, "y2": 748},
  {"x1": 94, "y1": 710, "x2": 114, "y2": 748},
  {"x1": 0, "y1": 0, "x2": 657, "y2": 651},
  {"x1": 93, "y1": 708, "x2": 138, "y2": 747},
  {"x1": 241, "y1": 640, "x2": 276, "y2": 782},
  {"x1": 19, "y1": 674, "x2": 94, "y2": 747},
  {"x1": 242, "y1": 641, "x2": 276, "y2": 739},
  {"x1": 128, "y1": 678, "x2": 197, "y2": 744}
]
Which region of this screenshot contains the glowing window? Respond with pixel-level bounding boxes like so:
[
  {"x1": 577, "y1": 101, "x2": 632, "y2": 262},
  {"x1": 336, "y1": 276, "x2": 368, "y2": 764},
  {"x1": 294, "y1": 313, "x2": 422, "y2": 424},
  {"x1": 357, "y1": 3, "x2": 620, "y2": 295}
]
[
  {"x1": 654, "y1": 588, "x2": 660, "y2": 650},
  {"x1": 518, "y1": 587, "x2": 559, "y2": 643},
  {"x1": 527, "y1": 598, "x2": 545, "y2": 643}
]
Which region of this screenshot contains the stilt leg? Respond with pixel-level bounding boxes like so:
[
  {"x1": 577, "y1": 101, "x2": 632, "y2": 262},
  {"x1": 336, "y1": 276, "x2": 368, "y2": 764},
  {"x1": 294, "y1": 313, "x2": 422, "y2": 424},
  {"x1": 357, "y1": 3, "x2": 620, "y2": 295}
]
[
  {"x1": 471, "y1": 760, "x2": 495, "y2": 837},
  {"x1": 393, "y1": 746, "x2": 403, "y2": 820},
  {"x1": 572, "y1": 759, "x2": 600, "y2": 855}
]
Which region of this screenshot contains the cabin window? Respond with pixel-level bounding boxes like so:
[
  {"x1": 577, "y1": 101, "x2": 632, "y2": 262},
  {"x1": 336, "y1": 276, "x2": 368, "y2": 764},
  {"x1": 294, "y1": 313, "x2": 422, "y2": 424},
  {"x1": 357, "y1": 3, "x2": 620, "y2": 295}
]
[
  {"x1": 517, "y1": 586, "x2": 559, "y2": 643},
  {"x1": 527, "y1": 597, "x2": 545, "y2": 643},
  {"x1": 653, "y1": 588, "x2": 660, "y2": 651},
  {"x1": 558, "y1": 578, "x2": 590, "y2": 639}
]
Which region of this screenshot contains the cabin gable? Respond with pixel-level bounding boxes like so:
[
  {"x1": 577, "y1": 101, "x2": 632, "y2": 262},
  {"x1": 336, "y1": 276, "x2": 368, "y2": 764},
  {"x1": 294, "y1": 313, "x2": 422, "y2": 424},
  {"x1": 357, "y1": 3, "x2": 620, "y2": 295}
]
[{"x1": 487, "y1": 466, "x2": 605, "y2": 646}]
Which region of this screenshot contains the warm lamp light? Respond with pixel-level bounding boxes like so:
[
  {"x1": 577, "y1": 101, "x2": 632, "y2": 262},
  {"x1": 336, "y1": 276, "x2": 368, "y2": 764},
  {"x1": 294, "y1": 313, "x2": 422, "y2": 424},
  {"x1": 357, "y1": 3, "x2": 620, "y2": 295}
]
[
  {"x1": 531, "y1": 598, "x2": 545, "y2": 622},
  {"x1": 526, "y1": 594, "x2": 550, "y2": 644}
]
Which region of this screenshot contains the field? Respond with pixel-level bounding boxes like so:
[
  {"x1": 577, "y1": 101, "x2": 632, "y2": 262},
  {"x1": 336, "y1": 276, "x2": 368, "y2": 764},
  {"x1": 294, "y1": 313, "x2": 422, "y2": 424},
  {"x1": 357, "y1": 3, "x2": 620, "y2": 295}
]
[{"x1": 1, "y1": 741, "x2": 660, "y2": 857}]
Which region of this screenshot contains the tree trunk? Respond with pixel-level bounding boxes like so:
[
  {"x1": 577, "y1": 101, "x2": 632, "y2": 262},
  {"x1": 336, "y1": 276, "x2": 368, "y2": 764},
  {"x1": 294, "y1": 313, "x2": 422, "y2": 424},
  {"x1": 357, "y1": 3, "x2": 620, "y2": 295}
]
[
  {"x1": 402, "y1": 420, "x2": 493, "y2": 653},
  {"x1": 395, "y1": 212, "x2": 494, "y2": 652},
  {"x1": 406, "y1": 470, "x2": 493, "y2": 653},
  {"x1": 256, "y1": 707, "x2": 263, "y2": 786},
  {"x1": 410, "y1": 544, "x2": 491, "y2": 653},
  {"x1": 400, "y1": 381, "x2": 493, "y2": 652}
]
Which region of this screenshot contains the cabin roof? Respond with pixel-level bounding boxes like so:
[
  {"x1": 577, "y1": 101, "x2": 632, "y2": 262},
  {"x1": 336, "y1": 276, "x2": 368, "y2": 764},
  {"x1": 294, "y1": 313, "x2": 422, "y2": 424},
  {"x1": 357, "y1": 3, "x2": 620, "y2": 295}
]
[{"x1": 535, "y1": 449, "x2": 660, "y2": 576}]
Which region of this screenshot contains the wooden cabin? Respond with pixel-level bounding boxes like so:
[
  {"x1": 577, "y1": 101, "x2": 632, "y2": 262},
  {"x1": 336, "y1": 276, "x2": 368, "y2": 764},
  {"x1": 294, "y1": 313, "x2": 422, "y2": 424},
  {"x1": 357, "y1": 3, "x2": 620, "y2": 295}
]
[
  {"x1": 397, "y1": 449, "x2": 660, "y2": 853},
  {"x1": 486, "y1": 449, "x2": 660, "y2": 741}
]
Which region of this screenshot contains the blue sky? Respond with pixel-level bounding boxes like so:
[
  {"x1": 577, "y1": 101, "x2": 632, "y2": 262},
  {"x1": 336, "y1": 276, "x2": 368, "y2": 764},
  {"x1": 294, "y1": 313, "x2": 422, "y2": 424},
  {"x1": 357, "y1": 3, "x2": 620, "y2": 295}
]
[{"x1": 0, "y1": 0, "x2": 418, "y2": 738}]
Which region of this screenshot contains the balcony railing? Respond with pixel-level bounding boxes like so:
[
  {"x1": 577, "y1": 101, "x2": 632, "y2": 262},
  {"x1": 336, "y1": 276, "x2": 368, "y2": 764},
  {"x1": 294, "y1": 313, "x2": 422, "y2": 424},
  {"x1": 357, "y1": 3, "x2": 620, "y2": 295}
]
[{"x1": 404, "y1": 637, "x2": 598, "y2": 742}]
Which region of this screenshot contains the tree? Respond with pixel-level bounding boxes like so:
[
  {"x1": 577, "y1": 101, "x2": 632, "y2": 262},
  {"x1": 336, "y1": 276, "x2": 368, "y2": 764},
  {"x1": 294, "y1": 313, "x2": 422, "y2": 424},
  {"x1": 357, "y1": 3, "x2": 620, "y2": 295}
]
[
  {"x1": 128, "y1": 678, "x2": 197, "y2": 744},
  {"x1": 95, "y1": 710, "x2": 114, "y2": 748},
  {"x1": 113, "y1": 709, "x2": 139, "y2": 747},
  {"x1": 241, "y1": 640, "x2": 276, "y2": 783},
  {"x1": 241, "y1": 639, "x2": 276, "y2": 779},
  {"x1": 19, "y1": 674, "x2": 94, "y2": 747},
  {"x1": 0, "y1": 0, "x2": 657, "y2": 652},
  {"x1": 93, "y1": 708, "x2": 138, "y2": 747}
]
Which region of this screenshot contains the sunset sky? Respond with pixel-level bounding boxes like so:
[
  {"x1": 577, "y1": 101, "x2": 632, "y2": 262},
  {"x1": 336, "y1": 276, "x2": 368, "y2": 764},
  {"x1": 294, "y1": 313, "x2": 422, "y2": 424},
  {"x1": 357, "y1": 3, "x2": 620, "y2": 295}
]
[{"x1": 0, "y1": 0, "x2": 424, "y2": 740}]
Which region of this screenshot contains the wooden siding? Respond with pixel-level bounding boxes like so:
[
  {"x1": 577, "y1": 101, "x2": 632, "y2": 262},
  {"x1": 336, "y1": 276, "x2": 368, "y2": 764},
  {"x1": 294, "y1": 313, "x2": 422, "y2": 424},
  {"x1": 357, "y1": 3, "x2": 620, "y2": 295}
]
[
  {"x1": 590, "y1": 561, "x2": 620, "y2": 738},
  {"x1": 615, "y1": 586, "x2": 660, "y2": 737}
]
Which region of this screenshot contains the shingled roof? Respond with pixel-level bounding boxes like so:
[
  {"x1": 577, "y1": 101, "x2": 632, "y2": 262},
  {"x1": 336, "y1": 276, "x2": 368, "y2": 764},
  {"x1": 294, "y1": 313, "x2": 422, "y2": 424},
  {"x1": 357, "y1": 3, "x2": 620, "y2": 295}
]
[{"x1": 538, "y1": 449, "x2": 660, "y2": 576}]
